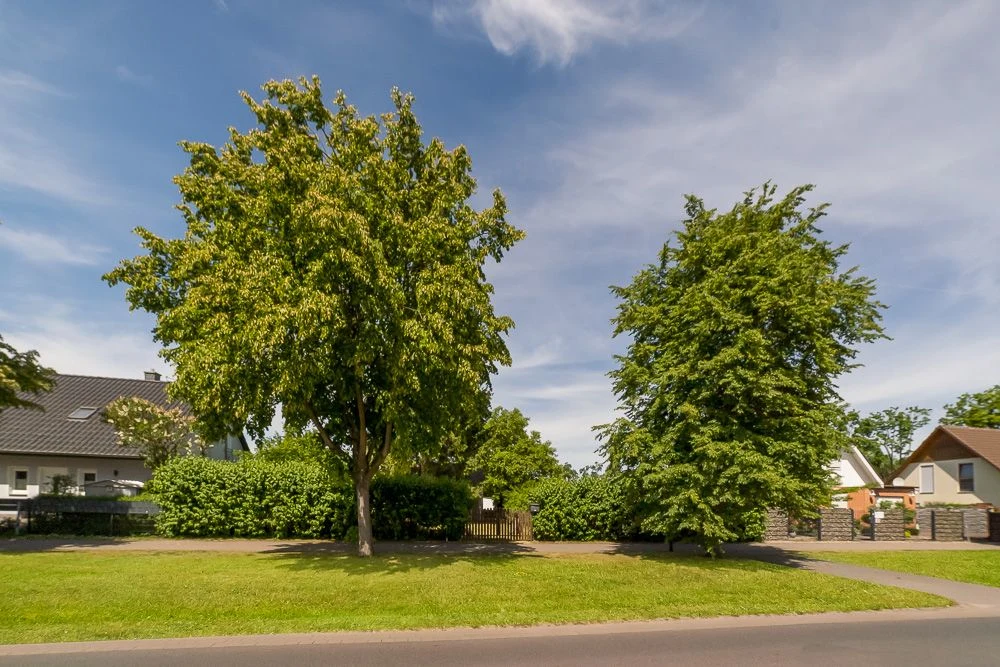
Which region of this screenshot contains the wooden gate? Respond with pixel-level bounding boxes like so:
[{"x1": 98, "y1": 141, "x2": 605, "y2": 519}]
[{"x1": 464, "y1": 507, "x2": 533, "y2": 541}]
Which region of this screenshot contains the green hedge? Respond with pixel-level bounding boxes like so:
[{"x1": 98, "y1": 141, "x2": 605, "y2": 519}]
[
  {"x1": 147, "y1": 457, "x2": 471, "y2": 540},
  {"x1": 511, "y1": 476, "x2": 635, "y2": 541}
]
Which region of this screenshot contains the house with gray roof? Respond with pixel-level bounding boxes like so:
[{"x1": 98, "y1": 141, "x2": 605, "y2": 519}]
[{"x1": 0, "y1": 371, "x2": 249, "y2": 501}]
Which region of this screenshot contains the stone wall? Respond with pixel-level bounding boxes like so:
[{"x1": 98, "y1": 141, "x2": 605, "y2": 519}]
[
  {"x1": 963, "y1": 509, "x2": 989, "y2": 539},
  {"x1": 764, "y1": 509, "x2": 790, "y2": 541},
  {"x1": 872, "y1": 508, "x2": 905, "y2": 541},
  {"x1": 818, "y1": 507, "x2": 854, "y2": 541},
  {"x1": 932, "y1": 509, "x2": 965, "y2": 541},
  {"x1": 989, "y1": 512, "x2": 1000, "y2": 542}
]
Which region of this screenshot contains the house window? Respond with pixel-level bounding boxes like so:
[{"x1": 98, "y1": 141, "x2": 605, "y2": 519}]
[
  {"x1": 11, "y1": 468, "x2": 29, "y2": 495},
  {"x1": 919, "y1": 464, "x2": 935, "y2": 494},
  {"x1": 959, "y1": 463, "x2": 975, "y2": 493}
]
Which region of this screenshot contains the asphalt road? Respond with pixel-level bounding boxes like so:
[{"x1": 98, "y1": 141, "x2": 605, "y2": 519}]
[{"x1": 5, "y1": 617, "x2": 1000, "y2": 667}]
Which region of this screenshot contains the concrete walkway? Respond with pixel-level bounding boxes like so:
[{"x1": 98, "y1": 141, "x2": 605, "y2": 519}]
[
  {"x1": 727, "y1": 543, "x2": 1000, "y2": 608},
  {"x1": 4, "y1": 536, "x2": 999, "y2": 554}
]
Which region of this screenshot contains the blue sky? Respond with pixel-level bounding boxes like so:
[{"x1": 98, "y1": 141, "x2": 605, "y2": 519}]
[{"x1": 2, "y1": 0, "x2": 999, "y2": 468}]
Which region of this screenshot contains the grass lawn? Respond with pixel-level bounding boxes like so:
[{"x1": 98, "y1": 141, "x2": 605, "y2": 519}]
[
  {"x1": 0, "y1": 551, "x2": 948, "y2": 644},
  {"x1": 816, "y1": 550, "x2": 1000, "y2": 587}
]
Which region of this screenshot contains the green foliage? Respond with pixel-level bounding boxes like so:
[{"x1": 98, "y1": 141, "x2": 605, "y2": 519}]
[
  {"x1": 515, "y1": 476, "x2": 634, "y2": 541},
  {"x1": 467, "y1": 406, "x2": 567, "y2": 504},
  {"x1": 370, "y1": 475, "x2": 471, "y2": 540},
  {"x1": 47, "y1": 474, "x2": 77, "y2": 496},
  {"x1": 104, "y1": 77, "x2": 522, "y2": 555},
  {"x1": 104, "y1": 396, "x2": 205, "y2": 470},
  {"x1": 253, "y1": 431, "x2": 342, "y2": 472},
  {"x1": 942, "y1": 385, "x2": 1000, "y2": 429},
  {"x1": 598, "y1": 184, "x2": 886, "y2": 555},
  {"x1": 147, "y1": 457, "x2": 472, "y2": 540},
  {"x1": 0, "y1": 331, "x2": 54, "y2": 413},
  {"x1": 848, "y1": 406, "x2": 931, "y2": 479}
]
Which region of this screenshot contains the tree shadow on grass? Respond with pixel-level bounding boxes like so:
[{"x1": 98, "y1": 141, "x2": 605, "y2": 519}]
[
  {"x1": 0, "y1": 535, "x2": 134, "y2": 553},
  {"x1": 266, "y1": 541, "x2": 544, "y2": 575}
]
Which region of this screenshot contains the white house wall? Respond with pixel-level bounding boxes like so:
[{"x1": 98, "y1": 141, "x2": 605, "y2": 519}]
[{"x1": 0, "y1": 455, "x2": 149, "y2": 500}]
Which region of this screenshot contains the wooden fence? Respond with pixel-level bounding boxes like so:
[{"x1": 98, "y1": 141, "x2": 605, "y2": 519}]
[{"x1": 463, "y1": 507, "x2": 533, "y2": 541}]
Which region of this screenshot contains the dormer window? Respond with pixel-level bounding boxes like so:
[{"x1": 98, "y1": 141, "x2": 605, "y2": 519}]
[{"x1": 68, "y1": 406, "x2": 99, "y2": 421}]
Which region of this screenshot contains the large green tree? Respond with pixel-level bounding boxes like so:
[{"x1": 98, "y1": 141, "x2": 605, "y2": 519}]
[
  {"x1": 599, "y1": 184, "x2": 885, "y2": 554},
  {"x1": 0, "y1": 332, "x2": 54, "y2": 413},
  {"x1": 941, "y1": 385, "x2": 1000, "y2": 429},
  {"x1": 104, "y1": 77, "x2": 523, "y2": 555},
  {"x1": 468, "y1": 406, "x2": 568, "y2": 505},
  {"x1": 848, "y1": 406, "x2": 931, "y2": 480}
]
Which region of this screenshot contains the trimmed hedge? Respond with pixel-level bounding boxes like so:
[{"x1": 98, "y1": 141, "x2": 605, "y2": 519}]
[
  {"x1": 147, "y1": 457, "x2": 472, "y2": 540},
  {"x1": 511, "y1": 476, "x2": 635, "y2": 541}
]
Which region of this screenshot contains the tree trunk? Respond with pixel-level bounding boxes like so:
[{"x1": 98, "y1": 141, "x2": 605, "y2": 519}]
[{"x1": 355, "y1": 474, "x2": 374, "y2": 557}]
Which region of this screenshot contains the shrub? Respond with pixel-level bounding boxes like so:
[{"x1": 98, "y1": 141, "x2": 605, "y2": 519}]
[
  {"x1": 372, "y1": 476, "x2": 472, "y2": 541},
  {"x1": 147, "y1": 457, "x2": 472, "y2": 540},
  {"x1": 515, "y1": 476, "x2": 633, "y2": 541}
]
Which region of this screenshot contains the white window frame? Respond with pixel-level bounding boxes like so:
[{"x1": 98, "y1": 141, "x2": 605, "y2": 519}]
[
  {"x1": 10, "y1": 467, "x2": 29, "y2": 495},
  {"x1": 919, "y1": 464, "x2": 935, "y2": 494}
]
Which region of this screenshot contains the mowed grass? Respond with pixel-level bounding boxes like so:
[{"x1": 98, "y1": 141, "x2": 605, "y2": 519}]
[
  {"x1": 0, "y1": 551, "x2": 947, "y2": 644},
  {"x1": 816, "y1": 550, "x2": 1000, "y2": 587}
]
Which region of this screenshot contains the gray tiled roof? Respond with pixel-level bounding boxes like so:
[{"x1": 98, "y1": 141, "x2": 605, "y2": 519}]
[{"x1": 0, "y1": 374, "x2": 188, "y2": 458}]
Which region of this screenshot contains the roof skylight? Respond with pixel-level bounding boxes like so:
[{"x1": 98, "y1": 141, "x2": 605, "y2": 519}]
[{"x1": 68, "y1": 406, "x2": 99, "y2": 421}]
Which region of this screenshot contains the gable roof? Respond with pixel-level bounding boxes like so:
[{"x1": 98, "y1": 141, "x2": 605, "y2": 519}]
[
  {"x1": 0, "y1": 373, "x2": 186, "y2": 458},
  {"x1": 838, "y1": 445, "x2": 884, "y2": 487},
  {"x1": 893, "y1": 425, "x2": 1000, "y2": 479}
]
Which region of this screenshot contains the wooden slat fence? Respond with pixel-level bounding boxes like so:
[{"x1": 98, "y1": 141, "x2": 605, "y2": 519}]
[{"x1": 463, "y1": 507, "x2": 533, "y2": 541}]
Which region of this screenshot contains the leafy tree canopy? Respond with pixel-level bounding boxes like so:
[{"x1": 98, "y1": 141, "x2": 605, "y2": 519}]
[
  {"x1": 104, "y1": 77, "x2": 523, "y2": 555},
  {"x1": 0, "y1": 332, "x2": 54, "y2": 413},
  {"x1": 847, "y1": 406, "x2": 930, "y2": 480},
  {"x1": 468, "y1": 406, "x2": 569, "y2": 504},
  {"x1": 941, "y1": 385, "x2": 1000, "y2": 429},
  {"x1": 598, "y1": 184, "x2": 885, "y2": 554},
  {"x1": 104, "y1": 396, "x2": 206, "y2": 470}
]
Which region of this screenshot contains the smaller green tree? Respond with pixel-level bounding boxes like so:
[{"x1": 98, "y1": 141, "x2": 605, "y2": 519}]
[
  {"x1": 468, "y1": 406, "x2": 567, "y2": 505},
  {"x1": 104, "y1": 396, "x2": 205, "y2": 469},
  {"x1": 942, "y1": 385, "x2": 1000, "y2": 429},
  {"x1": 849, "y1": 406, "x2": 931, "y2": 479},
  {"x1": 254, "y1": 431, "x2": 342, "y2": 472},
  {"x1": 0, "y1": 333, "x2": 55, "y2": 413}
]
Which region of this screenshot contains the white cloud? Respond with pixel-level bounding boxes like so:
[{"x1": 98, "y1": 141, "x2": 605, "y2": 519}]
[
  {"x1": 0, "y1": 226, "x2": 107, "y2": 266},
  {"x1": 0, "y1": 303, "x2": 165, "y2": 380},
  {"x1": 114, "y1": 65, "x2": 153, "y2": 87},
  {"x1": 431, "y1": 0, "x2": 703, "y2": 65},
  {"x1": 214, "y1": 0, "x2": 230, "y2": 12}
]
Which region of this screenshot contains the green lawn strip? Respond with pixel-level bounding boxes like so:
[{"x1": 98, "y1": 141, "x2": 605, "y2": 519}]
[
  {"x1": 0, "y1": 552, "x2": 947, "y2": 644},
  {"x1": 815, "y1": 550, "x2": 1000, "y2": 588}
]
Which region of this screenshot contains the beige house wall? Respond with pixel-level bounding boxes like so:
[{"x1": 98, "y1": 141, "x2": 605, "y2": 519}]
[{"x1": 897, "y1": 456, "x2": 1000, "y2": 506}]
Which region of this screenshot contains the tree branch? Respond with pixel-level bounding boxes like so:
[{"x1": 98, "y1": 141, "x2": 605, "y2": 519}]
[
  {"x1": 305, "y1": 401, "x2": 350, "y2": 466},
  {"x1": 369, "y1": 421, "x2": 393, "y2": 473}
]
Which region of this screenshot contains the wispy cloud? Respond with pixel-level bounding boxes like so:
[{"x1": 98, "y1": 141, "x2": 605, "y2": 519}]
[
  {"x1": 114, "y1": 64, "x2": 153, "y2": 87},
  {"x1": 0, "y1": 71, "x2": 110, "y2": 206},
  {"x1": 0, "y1": 70, "x2": 67, "y2": 96},
  {"x1": 214, "y1": 0, "x2": 230, "y2": 12},
  {"x1": 431, "y1": 0, "x2": 704, "y2": 65},
  {"x1": 0, "y1": 226, "x2": 108, "y2": 266}
]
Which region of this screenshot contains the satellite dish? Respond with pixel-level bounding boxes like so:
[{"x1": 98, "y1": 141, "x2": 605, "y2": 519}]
[{"x1": 892, "y1": 477, "x2": 905, "y2": 487}]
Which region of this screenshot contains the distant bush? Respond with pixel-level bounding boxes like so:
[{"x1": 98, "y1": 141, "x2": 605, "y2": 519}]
[{"x1": 148, "y1": 457, "x2": 472, "y2": 540}]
